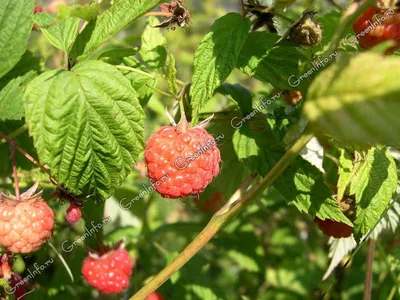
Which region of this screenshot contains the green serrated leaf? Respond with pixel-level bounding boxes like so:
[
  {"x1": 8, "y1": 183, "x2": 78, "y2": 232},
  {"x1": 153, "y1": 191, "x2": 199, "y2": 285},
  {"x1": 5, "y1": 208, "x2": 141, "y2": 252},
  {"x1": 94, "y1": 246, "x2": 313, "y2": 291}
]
[
  {"x1": 139, "y1": 17, "x2": 167, "y2": 71},
  {"x1": 98, "y1": 47, "x2": 138, "y2": 60},
  {"x1": 337, "y1": 148, "x2": 354, "y2": 201},
  {"x1": 0, "y1": 71, "x2": 36, "y2": 121},
  {"x1": 215, "y1": 83, "x2": 253, "y2": 116},
  {"x1": 0, "y1": 51, "x2": 40, "y2": 89},
  {"x1": 236, "y1": 32, "x2": 307, "y2": 90},
  {"x1": 79, "y1": 0, "x2": 162, "y2": 60},
  {"x1": 0, "y1": 0, "x2": 34, "y2": 78},
  {"x1": 233, "y1": 123, "x2": 351, "y2": 225},
  {"x1": 23, "y1": 60, "x2": 145, "y2": 200},
  {"x1": 190, "y1": 13, "x2": 251, "y2": 124},
  {"x1": 69, "y1": 20, "x2": 96, "y2": 64},
  {"x1": 108, "y1": 55, "x2": 155, "y2": 107},
  {"x1": 164, "y1": 50, "x2": 178, "y2": 95},
  {"x1": 350, "y1": 148, "x2": 398, "y2": 239},
  {"x1": 57, "y1": 2, "x2": 99, "y2": 22},
  {"x1": 304, "y1": 53, "x2": 400, "y2": 145},
  {"x1": 41, "y1": 17, "x2": 81, "y2": 52},
  {"x1": 32, "y1": 12, "x2": 54, "y2": 27}
]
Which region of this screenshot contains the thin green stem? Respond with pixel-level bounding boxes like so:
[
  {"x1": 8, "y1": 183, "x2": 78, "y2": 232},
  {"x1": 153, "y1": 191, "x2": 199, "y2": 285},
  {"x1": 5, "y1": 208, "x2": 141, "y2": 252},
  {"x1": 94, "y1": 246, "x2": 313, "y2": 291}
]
[
  {"x1": 146, "y1": 84, "x2": 179, "y2": 100},
  {"x1": 116, "y1": 65, "x2": 155, "y2": 79},
  {"x1": 326, "y1": 0, "x2": 375, "y2": 55},
  {"x1": 129, "y1": 130, "x2": 313, "y2": 300}
]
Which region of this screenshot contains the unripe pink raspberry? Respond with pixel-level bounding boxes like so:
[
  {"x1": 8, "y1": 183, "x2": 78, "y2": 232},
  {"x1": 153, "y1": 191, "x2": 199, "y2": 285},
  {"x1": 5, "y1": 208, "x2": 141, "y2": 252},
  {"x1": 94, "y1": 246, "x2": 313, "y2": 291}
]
[{"x1": 0, "y1": 184, "x2": 54, "y2": 253}]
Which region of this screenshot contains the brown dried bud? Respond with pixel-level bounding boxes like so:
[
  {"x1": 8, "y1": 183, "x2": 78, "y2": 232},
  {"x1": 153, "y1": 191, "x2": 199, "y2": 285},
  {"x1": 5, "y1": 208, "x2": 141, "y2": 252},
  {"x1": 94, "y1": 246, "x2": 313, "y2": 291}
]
[{"x1": 289, "y1": 8, "x2": 322, "y2": 46}]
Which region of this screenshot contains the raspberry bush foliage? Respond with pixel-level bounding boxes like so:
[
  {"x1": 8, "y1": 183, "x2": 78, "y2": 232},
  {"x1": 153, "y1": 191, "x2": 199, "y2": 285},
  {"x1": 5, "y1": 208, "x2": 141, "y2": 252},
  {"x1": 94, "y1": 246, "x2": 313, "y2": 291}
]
[{"x1": 0, "y1": 0, "x2": 399, "y2": 299}]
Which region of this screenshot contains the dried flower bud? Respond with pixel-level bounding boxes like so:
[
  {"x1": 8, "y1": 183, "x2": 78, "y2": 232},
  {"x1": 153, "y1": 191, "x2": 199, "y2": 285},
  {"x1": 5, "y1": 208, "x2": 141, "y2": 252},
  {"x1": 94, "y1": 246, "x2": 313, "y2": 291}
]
[{"x1": 289, "y1": 9, "x2": 322, "y2": 46}]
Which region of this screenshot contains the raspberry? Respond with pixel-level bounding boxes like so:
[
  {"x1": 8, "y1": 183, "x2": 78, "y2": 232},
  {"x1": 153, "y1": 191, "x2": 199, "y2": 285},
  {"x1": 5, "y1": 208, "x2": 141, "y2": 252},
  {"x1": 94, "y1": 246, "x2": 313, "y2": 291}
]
[
  {"x1": 0, "y1": 184, "x2": 54, "y2": 253},
  {"x1": 82, "y1": 247, "x2": 133, "y2": 294},
  {"x1": 283, "y1": 90, "x2": 303, "y2": 106},
  {"x1": 144, "y1": 125, "x2": 221, "y2": 199},
  {"x1": 147, "y1": 291, "x2": 165, "y2": 300},
  {"x1": 197, "y1": 192, "x2": 226, "y2": 213},
  {"x1": 66, "y1": 204, "x2": 82, "y2": 224},
  {"x1": 353, "y1": 7, "x2": 400, "y2": 52},
  {"x1": 314, "y1": 217, "x2": 353, "y2": 238},
  {"x1": 8, "y1": 273, "x2": 28, "y2": 299},
  {"x1": 34, "y1": 7, "x2": 44, "y2": 14}
]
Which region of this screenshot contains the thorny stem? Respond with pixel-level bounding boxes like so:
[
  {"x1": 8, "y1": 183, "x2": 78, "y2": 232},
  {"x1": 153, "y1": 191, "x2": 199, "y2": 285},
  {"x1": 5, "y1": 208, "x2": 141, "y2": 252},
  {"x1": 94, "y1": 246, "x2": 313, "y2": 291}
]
[
  {"x1": 326, "y1": 0, "x2": 375, "y2": 55},
  {"x1": 9, "y1": 143, "x2": 20, "y2": 200},
  {"x1": 363, "y1": 239, "x2": 376, "y2": 300},
  {"x1": 129, "y1": 130, "x2": 313, "y2": 300},
  {"x1": 0, "y1": 132, "x2": 54, "y2": 181}
]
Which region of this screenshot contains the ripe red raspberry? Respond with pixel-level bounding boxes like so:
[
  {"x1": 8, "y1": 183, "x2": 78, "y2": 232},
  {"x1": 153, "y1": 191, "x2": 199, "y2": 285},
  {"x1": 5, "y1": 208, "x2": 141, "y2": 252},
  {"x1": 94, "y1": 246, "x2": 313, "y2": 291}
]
[
  {"x1": 353, "y1": 7, "x2": 400, "y2": 51},
  {"x1": 66, "y1": 204, "x2": 82, "y2": 224},
  {"x1": 147, "y1": 291, "x2": 165, "y2": 300},
  {"x1": 144, "y1": 125, "x2": 221, "y2": 198},
  {"x1": 82, "y1": 247, "x2": 133, "y2": 294},
  {"x1": 34, "y1": 7, "x2": 45, "y2": 14},
  {"x1": 314, "y1": 217, "x2": 352, "y2": 238},
  {"x1": 0, "y1": 184, "x2": 54, "y2": 253},
  {"x1": 8, "y1": 273, "x2": 28, "y2": 299},
  {"x1": 197, "y1": 192, "x2": 226, "y2": 213}
]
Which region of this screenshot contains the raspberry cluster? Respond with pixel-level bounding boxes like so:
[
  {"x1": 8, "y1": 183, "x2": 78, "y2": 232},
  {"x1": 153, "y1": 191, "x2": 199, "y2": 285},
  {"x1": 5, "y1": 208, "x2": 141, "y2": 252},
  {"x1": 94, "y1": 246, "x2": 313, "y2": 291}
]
[
  {"x1": 0, "y1": 185, "x2": 54, "y2": 253},
  {"x1": 82, "y1": 247, "x2": 133, "y2": 294},
  {"x1": 144, "y1": 126, "x2": 221, "y2": 199},
  {"x1": 353, "y1": 6, "x2": 400, "y2": 52}
]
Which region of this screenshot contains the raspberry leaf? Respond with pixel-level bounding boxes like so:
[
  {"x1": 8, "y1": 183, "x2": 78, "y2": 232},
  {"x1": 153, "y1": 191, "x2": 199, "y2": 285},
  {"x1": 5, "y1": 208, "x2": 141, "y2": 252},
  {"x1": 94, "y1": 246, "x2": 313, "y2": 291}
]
[
  {"x1": 41, "y1": 17, "x2": 81, "y2": 53},
  {"x1": 23, "y1": 60, "x2": 145, "y2": 200},
  {"x1": 337, "y1": 148, "x2": 354, "y2": 202},
  {"x1": 0, "y1": 0, "x2": 34, "y2": 79},
  {"x1": 304, "y1": 53, "x2": 400, "y2": 145},
  {"x1": 108, "y1": 55, "x2": 156, "y2": 107},
  {"x1": 79, "y1": 0, "x2": 163, "y2": 60},
  {"x1": 322, "y1": 236, "x2": 357, "y2": 280},
  {"x1": 233, "y1": 123, "x2": 352, "y2": 225},
  {"x1": 190, "y1": 13, "x2": 251, "y2": 124},
  {"x1": 349, "y1": 148, "x2": 398, "y2": 240},
  {"x1": 164, "y1": 51, "x2": 178, "y2": 96},
  {"x1": 0, "y1": 71, "x2": 36, "y2": 121},
  {"x1": 139, "y1": 17, "x2": 167, "y2": 72},
  {"x1": 57, "y1": 2, "x2": 99, "y2": 22},
  {"x1": 32, "y1": 12, "x2": 54, "y2": 27},
  {"x1": 215, "y1": 83, "x2": 253, "y2": 116},
  {"x1": 236, "y1": 32, "x2": 308, "y2": 90}
]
